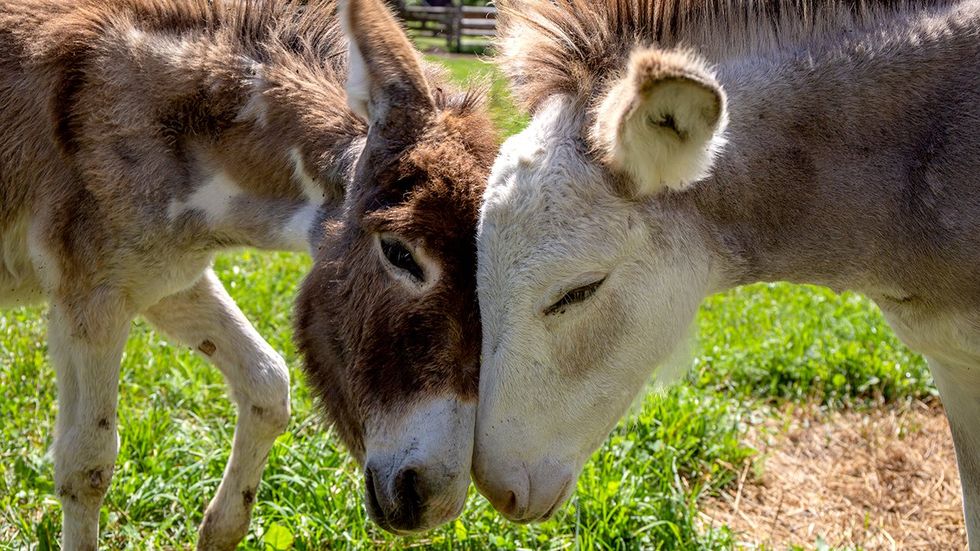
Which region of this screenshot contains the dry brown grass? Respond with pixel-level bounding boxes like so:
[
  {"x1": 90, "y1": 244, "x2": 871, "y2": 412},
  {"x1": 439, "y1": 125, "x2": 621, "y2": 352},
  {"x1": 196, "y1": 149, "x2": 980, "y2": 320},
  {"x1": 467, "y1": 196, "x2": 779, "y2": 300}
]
[{"x1": 700, "y1": 401, "x2": 966, "y2": 550}]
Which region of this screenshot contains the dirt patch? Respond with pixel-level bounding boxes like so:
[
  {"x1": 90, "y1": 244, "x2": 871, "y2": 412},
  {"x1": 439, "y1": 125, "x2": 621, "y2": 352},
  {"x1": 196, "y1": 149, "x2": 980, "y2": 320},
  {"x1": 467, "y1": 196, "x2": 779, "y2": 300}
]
[{"x1": 700, "y1": 401, "x2": 966, "y2": 550}]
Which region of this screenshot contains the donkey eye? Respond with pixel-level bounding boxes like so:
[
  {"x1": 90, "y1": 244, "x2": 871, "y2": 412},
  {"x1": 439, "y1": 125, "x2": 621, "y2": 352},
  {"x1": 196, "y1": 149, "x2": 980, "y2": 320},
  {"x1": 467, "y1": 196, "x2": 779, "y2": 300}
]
[
  {"x1": 544, "y1": 278, "x2": 606, "y2": 316},
  {"x1": 380, "y1": 237, "x2": 425, "y2": 281}
]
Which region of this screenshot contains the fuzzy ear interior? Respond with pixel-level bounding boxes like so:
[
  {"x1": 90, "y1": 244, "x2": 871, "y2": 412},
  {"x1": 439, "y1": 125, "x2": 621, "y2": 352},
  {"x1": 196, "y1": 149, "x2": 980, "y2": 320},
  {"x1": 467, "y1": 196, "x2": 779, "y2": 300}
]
[
  {"x1": 592, "y1": 48, "x2": 727, "y2": 196},
  {"x1": 338, "y1": 0, "x2": 434, "y2": 128}
]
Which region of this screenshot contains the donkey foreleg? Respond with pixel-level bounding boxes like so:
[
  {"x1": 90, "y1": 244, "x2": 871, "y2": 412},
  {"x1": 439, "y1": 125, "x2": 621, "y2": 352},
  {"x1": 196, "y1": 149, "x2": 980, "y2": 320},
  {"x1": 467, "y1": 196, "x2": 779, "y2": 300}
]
[
  {"x1": 929, "y1": 357, "x2": 980, "y2": 549},
  {"x1": 142, "y1": 269, "x2": 290, "y2": 551},
  {"x1": 48, "y1": 293, "x2": 131, "y2": 551}
]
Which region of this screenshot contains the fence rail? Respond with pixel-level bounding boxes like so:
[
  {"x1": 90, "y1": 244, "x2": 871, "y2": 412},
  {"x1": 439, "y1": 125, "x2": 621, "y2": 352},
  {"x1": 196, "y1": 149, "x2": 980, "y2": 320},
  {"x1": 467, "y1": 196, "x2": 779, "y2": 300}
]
[{"x1": 402, "y1": 5, "x2": 497, "y2": 52}]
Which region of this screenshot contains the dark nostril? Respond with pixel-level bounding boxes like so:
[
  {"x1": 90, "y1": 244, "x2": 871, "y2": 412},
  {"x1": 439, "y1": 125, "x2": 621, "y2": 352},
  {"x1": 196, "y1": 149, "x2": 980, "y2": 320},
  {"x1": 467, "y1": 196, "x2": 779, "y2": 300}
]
[
  {"x1": 364, "y1": 466, "x2": 383, "y2": 519},
  {"x1": 491, "y1": 486, "x2": 529, "y2": 521},
  {"x1": 393, "y1": 468, "x2": 423, "y2": 528},
  {"x1": 504, "y1": 490, "x2": 518, "y2": 516}
]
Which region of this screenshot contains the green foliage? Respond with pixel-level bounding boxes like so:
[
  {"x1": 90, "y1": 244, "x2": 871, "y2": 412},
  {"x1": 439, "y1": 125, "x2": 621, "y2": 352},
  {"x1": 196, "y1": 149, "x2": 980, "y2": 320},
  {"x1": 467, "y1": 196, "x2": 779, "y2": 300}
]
[
  {"x1": 0, "y1": 57, "x2": 935, "y2": 549},
  {"x1": 426, "y1": 55, "x2": 529, "y2": 137},
  {"x1": 694, "y1": 284, "x2": 934, "y2": 407}
]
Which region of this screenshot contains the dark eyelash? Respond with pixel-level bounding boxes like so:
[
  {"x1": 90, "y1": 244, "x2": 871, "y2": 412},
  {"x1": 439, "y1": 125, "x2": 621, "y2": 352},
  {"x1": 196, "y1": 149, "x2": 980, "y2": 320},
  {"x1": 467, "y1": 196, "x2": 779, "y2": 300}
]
[
  {"x1": 544, "y1": 278, "x2": 605, "y2": 316},
  {"x1": 380, "y1": 238, "x2": 425, "y2": 282}
]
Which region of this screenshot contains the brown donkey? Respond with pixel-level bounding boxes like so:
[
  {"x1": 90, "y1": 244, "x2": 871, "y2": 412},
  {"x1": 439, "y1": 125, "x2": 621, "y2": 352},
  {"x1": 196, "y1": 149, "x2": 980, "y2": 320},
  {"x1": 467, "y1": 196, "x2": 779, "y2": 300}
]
[
  {"x1": 294, "y1": 0, "x2": 495, "y2": 536},
  {"x1": 0, "y1": 0, "x2": 494, "y2": 548}
]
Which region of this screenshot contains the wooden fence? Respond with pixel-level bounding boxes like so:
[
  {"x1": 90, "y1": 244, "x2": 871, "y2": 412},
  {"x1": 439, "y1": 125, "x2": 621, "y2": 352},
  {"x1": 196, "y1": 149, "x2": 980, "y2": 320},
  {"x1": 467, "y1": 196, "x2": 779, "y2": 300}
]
[{"x1": 402, "y1": 5, "x2": 497, "y2": 52}]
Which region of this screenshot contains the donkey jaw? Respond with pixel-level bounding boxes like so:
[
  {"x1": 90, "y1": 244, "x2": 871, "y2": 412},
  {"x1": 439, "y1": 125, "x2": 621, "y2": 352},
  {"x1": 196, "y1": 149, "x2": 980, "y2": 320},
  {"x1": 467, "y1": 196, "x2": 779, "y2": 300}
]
[{"x1": 362, "y1": 397, "x2": 475, "y2": 533}]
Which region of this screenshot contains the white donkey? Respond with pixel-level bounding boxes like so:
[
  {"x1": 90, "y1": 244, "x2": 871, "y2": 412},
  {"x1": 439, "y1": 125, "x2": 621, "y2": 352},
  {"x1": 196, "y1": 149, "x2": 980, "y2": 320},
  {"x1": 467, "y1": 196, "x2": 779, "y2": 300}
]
[{"x1": 473, "y1": 0, "x2": 980, "y2": 546}]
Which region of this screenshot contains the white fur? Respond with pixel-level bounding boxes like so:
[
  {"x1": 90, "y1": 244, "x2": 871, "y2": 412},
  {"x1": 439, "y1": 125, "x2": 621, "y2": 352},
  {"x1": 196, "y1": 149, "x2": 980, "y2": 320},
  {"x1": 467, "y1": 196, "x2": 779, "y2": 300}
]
[
  {"x1": 235, "y1": 62, "x2": 271, "y2": 127},
  {"x1": 26, "y1": 218, "x2": 59, "y2": 296},
  {"x1": 600, "y1": 77, "x2": 728, "y2": 195},
  {"x1": 290, "y1": 147, "x2": 326, "y2": 204},
  {"x1": 280, "y1": 203, "x2": 320, "y2": 253},
  {"x1": 126, "y1": 27, "x2": 194, "y2": 65},
  {"x1": 167, "y1": 171, "x2": 242, "y2": 223},
  {"x1": 338, "y1": 0, "x2": 371, "y2": 120},
  {"x1": 142, "y1": 270, "x2": 290, "y2": 548},
  {"x1": 48, "y1": 298, "x2": 131, "y2": 549},
  {"x1": 238, "y1": 86, "x2": 269, "y2": 128},
  {"x1": 929, "y1": 358, "x2": 980, "y2": 539},
  {"x1": 882, "y1": 308, "x2": 980, "y2": 539},
  {"x1": 364, "y1": 397, "x2": 475, "y2": 530},
  {"x1": 474, "y1": 97, "x2": 711, "y2": 520}
]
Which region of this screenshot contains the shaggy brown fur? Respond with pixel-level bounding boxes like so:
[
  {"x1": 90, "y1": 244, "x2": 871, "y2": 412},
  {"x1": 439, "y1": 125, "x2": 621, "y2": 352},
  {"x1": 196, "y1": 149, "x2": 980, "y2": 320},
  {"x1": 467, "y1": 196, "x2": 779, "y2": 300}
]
[
  {"x1": 295, "y1": 102, "x2": 495, "y2": 456},
  {"x1": 0, "y1": 0, "x2": 495, "y2": 546},
  {"x1": 294, "y1": 0, "x2": 497, "y2": 531}
]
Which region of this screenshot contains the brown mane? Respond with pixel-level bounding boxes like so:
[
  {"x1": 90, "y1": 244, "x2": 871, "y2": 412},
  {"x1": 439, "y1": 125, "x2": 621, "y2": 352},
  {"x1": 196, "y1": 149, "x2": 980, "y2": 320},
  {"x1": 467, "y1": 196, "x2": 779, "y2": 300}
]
[
  {"x1": 12, "y1": 0, "x2": 345, "y2": 68},
  {"x1": 0, "y1": 0, "x2": 482, "y2": 169},
  {"x1": 495, "y1": 0, "x2": 952, "y2": 113}
]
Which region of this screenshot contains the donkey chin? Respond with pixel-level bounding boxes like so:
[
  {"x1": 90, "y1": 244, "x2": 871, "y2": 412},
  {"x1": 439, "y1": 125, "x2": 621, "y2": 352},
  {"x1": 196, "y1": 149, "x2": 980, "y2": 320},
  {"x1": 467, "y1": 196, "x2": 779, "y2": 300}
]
[{"x1": 361, "y1": 397, "x2": 476, "y2": 533}]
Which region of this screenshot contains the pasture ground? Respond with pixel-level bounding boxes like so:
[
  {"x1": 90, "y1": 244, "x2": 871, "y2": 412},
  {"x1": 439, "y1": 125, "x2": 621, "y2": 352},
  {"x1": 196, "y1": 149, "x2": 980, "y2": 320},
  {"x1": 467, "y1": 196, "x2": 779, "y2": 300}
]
[{"x1": 0, "y1": 55, "x2": 965, "y2": 550}]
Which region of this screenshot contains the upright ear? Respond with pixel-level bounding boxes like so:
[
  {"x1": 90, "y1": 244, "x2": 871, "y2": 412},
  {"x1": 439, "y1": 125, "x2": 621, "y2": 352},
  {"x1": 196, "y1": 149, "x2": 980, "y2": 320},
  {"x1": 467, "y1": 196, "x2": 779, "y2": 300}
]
[
  {"x1": 339, "y1": 0, "x2": 435, "y2": 133},
  {"x1": 592, "y1": 48, "x2": 727, "y2": 196}
]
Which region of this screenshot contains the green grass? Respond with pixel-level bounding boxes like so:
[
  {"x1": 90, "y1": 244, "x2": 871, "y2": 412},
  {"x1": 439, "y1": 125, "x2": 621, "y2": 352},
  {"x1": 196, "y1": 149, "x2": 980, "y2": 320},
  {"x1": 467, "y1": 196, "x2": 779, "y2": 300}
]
[
  {"x1": 425, "y1": 54, "x2": 529, "y2": 138},
  {"x1": 0, "y1": 56, "x2": 935, "y2": 550}
]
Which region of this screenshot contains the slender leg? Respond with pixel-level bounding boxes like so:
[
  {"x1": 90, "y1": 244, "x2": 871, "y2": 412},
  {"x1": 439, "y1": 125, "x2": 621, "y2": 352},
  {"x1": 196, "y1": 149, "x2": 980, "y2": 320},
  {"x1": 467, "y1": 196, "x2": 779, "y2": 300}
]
[
  {"x1": 49, "y1": 292, "x2": 131, "y2": 551},
  {"x1": 928, "y1": 356, "x2": 980, "y2": 550},
  {"x1": 142, "y1": 269, "x2": 290, "y2": 551}
]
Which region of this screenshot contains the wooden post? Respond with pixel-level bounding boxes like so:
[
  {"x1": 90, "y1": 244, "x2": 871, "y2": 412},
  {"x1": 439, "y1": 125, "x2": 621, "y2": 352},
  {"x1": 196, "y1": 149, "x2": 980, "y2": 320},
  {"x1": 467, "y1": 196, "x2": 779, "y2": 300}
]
[
  {"x1": 455, "y1": 3, "x2": 464, "y2": 52},
  {"x1": 444, "y1": 6, "x2": 454, "y2": 51}
]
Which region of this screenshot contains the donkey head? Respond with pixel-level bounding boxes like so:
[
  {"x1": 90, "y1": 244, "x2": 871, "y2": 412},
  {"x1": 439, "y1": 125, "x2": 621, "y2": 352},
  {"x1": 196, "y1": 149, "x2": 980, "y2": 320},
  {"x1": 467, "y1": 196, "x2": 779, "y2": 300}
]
[
  {"x1": 474, "y1": 45, "x2": 727, "y2": 521},
  {"x1": 295, "y1": 0, "x2": 496, "y2": 534}
]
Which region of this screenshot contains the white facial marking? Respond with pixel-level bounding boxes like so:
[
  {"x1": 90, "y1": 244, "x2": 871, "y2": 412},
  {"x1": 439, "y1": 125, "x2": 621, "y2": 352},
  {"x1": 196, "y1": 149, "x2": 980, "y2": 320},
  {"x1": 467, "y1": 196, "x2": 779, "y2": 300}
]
[
  {"x1": 168, "y1": 171, "x2": 242, "y2": 223},
  {"x1": 364, "y1": 397, "x2": 475, "y2": 528},
  {"x1": 289, "y1": 147, "x2": 326, "y2": 204}
]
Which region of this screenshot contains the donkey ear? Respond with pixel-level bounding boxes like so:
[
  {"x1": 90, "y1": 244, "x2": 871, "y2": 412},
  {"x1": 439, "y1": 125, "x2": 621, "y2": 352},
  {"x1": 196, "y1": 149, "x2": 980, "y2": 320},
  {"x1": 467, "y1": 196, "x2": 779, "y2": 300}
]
[
  {"x1": 339, "y1": 0, "x2": 434, "y2": 129},
  {"x1": 592, "y1": 48, "x2": 727, "y2": 196}
]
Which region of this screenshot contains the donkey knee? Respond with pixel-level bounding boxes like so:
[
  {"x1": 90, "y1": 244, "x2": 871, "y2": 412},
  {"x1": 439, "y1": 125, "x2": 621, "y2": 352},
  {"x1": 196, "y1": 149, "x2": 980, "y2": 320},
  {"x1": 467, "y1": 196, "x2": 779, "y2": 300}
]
[
  {"x1": 248, "y1": 400, "x2": 290, "y2": 436},
  {"x1": 57, "y1": 463, "x2": 116, "y2": 508},
  {"x1": 242, "y1": 354, "x2": 291, "y2": 436}
]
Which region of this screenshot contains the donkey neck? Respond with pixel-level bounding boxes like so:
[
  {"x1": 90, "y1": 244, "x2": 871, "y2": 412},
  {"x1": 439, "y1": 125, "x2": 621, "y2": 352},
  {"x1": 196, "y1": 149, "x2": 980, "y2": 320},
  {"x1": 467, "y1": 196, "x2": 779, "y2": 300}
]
[
  {"x1": 682, "y1": 4, "x2": 980, "y2": 303},
  {"x1": 124, "y1": 28, "x2": 366, "y2": 253}
]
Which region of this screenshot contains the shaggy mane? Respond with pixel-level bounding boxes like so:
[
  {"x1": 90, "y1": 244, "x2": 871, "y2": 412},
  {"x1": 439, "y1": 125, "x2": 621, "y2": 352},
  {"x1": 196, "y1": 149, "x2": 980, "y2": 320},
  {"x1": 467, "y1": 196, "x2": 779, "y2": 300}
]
[
  {"x1": 495, "y1": 0, "x2": 951, "y2": 113},
  {"x1": 14, "y1": 0, "x2": 482, "y2": 115},
  {"x1": 11, "y1": 0, "x2": 345, "y2": 64}
]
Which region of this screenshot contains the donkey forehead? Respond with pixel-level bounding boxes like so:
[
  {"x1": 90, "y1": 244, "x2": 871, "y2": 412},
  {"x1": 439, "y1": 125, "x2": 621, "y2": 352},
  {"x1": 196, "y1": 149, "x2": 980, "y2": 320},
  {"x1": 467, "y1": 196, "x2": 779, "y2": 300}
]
[
  {"x1": 487, "y1": 99, "x2": 610, "y2": 206},
  {"x1": 482, "y1": 104, "x2": 630, "y2": 252},
  {"x1": 480, "y1": 176, "x2": 632, "y2": 291}
]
